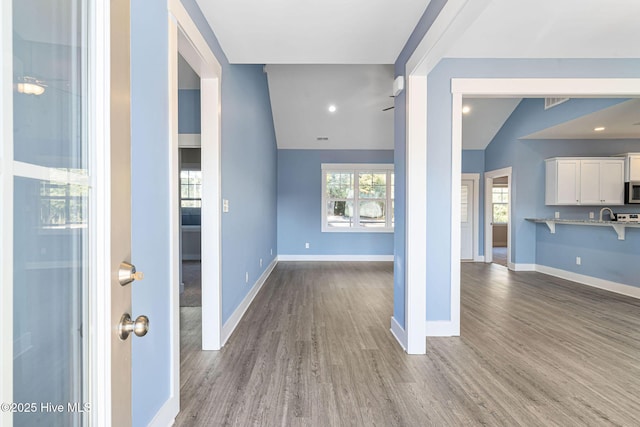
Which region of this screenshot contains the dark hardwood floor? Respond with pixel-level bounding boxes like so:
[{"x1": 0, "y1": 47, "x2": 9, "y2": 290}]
[
  {"x1": 175, "y1": 261, "x2": 640, "y2": 426},
  {"x1": 492, "y1": 246, "x2": 508, "y2": 267}
]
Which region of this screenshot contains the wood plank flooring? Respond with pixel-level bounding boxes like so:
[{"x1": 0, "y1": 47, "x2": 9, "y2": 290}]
[{"x1": 175, "y1": 262, "x2": 640, "y2": 426}]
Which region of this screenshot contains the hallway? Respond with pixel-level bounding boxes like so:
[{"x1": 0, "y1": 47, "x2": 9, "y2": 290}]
[{"x1": 175, "y1": 262, "x2": 640, "y2": 426}]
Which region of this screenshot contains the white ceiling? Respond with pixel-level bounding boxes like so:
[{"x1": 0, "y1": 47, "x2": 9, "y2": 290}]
[
  {"x1": 266, "y1": 65, "x2": 394, "y2": 150},
  {"x1": 192, "y1": 0, "x2": 640, "y2": 151},
  {"x1": 446, "y1": 0, "x2": 640, "y2": 59},
  {"x1": 522, "y1": 99, "x2": 640, "y2": 140},
  {"x1": 462, "y1": 98, "x2": 521, "y2": 149},
  {"x1": 195, "y1": 0, "x2": 431, "y2": 64}
]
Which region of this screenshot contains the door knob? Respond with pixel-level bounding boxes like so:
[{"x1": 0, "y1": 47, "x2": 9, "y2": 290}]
[
  {"x1": 118, "y1": 261, "x2": 144, "y2": 286},
  {"x1": 118, "y1": 313, "x2": 150, "y2": 340}
]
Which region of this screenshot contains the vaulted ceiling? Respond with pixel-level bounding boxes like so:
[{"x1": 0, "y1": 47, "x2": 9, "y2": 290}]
[
  {"x1": 192, "y1": 0, "x2": 640, "y2": 150},
  {"x1": 265, "y1": 65, "x2": 394, "y2": 150}
]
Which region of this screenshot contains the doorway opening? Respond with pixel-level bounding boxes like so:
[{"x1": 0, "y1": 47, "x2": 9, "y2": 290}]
[
  {"x1": 490, "y1": 177, "x2": 509, "y2": 267},
  {"x1": 179, "y1": 146, "x2": 202, "y2": 306},
  {"x1": 177, "y1": 55, "x2": 203, "y2": 314},
  {"x1": 483, "y1": 168, "x2": 512, "y2": 268},
  {"x1": 167, "y1": 0, "x2": 223, "y2": 419}
]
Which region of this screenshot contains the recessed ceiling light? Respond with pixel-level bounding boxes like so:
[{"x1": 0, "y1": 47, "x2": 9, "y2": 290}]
[
  {"x1": 462, "y1": 105, "x2": 471, "y2": 114},
  {"x1": 328, "y1": 105, "x2": 336, "y2": 113},
  {"x1": 594, "y1": 126, "x2": 605, "y2": 132}
]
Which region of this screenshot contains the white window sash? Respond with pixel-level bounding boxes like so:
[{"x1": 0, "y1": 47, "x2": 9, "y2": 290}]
[{"x1": 322, "y1": 165, "x2": 394, "y2": 233}]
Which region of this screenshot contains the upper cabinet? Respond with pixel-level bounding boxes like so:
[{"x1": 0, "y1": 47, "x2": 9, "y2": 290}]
[
  {"x1": 624, "y1": 153, "x2": 640, "y2": 182},
  {"x1": 546, "y1": 157, "x2": 625, "y2": 206}
]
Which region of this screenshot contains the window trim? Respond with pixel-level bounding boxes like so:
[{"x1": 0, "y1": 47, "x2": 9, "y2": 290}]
[{"x1": 321, "y1": 163, "x2": 394, "y2": 233}]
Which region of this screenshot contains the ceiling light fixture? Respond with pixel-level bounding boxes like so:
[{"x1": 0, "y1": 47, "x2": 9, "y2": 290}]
[
  {"x1": 328, "y1": 105, "x2": 336, "y2": 113},
  {"x1": 594, "y1": 126, "x2": 605, "y2": 132},
  {"x1": 462, "y1": 105, "x2": 471, "y2": 114},
  {"x1": 15, "y1": 76, "x2": 46, "y2": 96}
]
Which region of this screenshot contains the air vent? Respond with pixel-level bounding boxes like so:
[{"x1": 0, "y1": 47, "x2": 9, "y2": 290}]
[
  {"x1": 316, "y1": 137, "x2": 329, "y2": 141},
  {"x1": 544, "y1": 97, "x2": 569, "y2": 110}
]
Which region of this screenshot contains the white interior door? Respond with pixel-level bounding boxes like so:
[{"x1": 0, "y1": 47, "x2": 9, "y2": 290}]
[
  {"x1": 460, "y1": 179, "x2": 474, "y2": 260},
  {"x1": 1, "y1": 1, "x2": 136, "y2": 426}
]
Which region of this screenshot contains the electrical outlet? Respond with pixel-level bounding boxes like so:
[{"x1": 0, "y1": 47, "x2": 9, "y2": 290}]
[
  {"x1": 305, "y1": 242, "x2": 310, "y2": 249},
  {"x1": 245, "y1": 272, "x2": 249, "y2": 283},
  {"x1": 576, "y1": 256, "x2": 581, "y2": 266},
  {"x1": 270, "y1": 248, "x2": 273, "y2": 256},
  {"x1": 260, "y1": 258, "x2": 263, "y2": 267},
  {"x1": 223, "y1": 199, "x2": 230, "y2": 213},
  {"x1": 589, "y1": 212, "x2": 594, "y2": 219},
  {"x1": 555, "y1": 211, "x2": 560, "y2": 219}
]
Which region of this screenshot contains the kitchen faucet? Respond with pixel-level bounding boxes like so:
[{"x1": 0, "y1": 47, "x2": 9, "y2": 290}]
[{"x1": 599, "y1": 207, "x2": 615, "y2": 222}]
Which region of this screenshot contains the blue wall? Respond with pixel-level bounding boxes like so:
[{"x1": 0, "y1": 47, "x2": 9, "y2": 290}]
[
  {"x1": 392, "y1": 0, "x2": 448, "y2": 330},
  {"x1": 485, "y1": 98, "x2": 631, "y2": 264},
  {"x1": 462, "y1": 150, "x2": 485, "y2": 256},
  {"x1": 178, "y1": 89, "x2": 201, "y2": 134},
  {"x1": 220, "y1": 64, "x2": 278, "y2": 323},
  {"x1": 483, "y1": 98, "x2": 640, "y2": 285},
  {"x1": 425, "y1": 58, "x2": 640, "y2": 322},
  {"x1": 130, "y1": 1, "x2": 278, "y2": 425},
  {"x1": 277, "y1": 150, "x2": 394, "y2": 256}
]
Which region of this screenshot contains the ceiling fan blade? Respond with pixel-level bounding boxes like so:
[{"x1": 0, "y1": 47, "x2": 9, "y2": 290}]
[{"x1": 382, "y1": 106, "x2": 394, "y2": 111}]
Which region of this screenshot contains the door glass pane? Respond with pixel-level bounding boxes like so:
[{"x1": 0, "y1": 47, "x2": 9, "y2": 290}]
[
  {"x1": 12, "y1": 0, "x2": 89, "y2": 425},
  {"x1": 13, "y1": 177, "x2": 88, "y2": 426},
  {"x1": 13, "y1": 0, "x2": 88, "y2": 171}
]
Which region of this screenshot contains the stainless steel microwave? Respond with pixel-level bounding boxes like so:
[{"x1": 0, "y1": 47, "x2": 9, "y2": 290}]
[{"x1": 626, "y1": 181, "x2": 640, "y2": 204}]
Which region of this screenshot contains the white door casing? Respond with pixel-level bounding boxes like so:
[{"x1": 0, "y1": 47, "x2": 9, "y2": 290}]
[{"x1": 156, "y1": 2, "x2": 223, "y2": 424}]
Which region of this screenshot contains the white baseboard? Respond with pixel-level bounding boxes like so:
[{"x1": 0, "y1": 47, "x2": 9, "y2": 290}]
[
  {"x1": 509, "y1": 263, "x2": 536, "y2": 272},
  {"x1": 390, "y1": 317, "x2": 407, "y2": 350},
  {"x1": 146, "y1": 395, "x2": 179, "y2": 427},
  {"x1": 535, "y1": 264, "x2": 640, "y2": 299},
  {"x1": 277, "y1": 254, "x2": 393, "y2": 262},
  {"x1": 425, "y1": 320, "x2": 459, "y2": 337},
  {"x1": 474, "y1": 255, "x2": 485, "y2": 262},
  {"x1": 221, "y1": 258, "x2": 278, "y2": 346}
]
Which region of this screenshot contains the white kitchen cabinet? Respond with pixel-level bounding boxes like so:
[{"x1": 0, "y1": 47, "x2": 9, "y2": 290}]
[
  {"x1": 625, "y1": 154, "x2": 640, "y2": 181},
  {"x1": 546, "y1": 159, "x2": 580, "y2": 205},
  {"x1": 546, "y1": 157, "x2": 624, "y2": 206}
]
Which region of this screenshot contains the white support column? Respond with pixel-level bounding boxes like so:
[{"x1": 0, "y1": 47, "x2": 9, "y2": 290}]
[{"x1": 405, "y1": 75, "x2": 427, "y2": 354}]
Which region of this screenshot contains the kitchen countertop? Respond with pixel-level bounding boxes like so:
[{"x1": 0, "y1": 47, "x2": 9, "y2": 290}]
[{"x1": 526, "y1": 218, "x2": 640, "y2": 240}]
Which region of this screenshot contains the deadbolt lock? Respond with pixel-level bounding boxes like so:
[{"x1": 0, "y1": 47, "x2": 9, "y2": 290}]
[{"x1": 118, "y1": 261, "x2": 144, "y2": 286}]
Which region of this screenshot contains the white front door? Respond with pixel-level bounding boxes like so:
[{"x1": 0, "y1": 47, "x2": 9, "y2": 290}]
[
  {"x1": 460, "y1": 179, "x2": 474, "y2": 260},
  {"x1": 1, "y1": 1, "x2": 135, "y2": 426}
]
